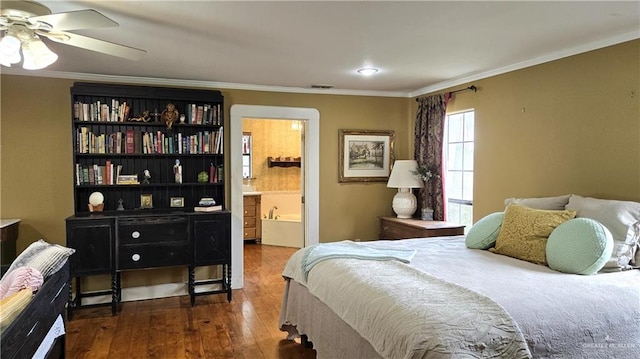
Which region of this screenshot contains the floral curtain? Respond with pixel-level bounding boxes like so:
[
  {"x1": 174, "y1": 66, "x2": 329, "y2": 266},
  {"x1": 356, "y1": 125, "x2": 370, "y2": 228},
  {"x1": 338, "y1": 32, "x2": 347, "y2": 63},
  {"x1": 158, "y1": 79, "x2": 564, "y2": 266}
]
[{"x1": 414, "y1": 94, "x2": 449, "y2": 220}]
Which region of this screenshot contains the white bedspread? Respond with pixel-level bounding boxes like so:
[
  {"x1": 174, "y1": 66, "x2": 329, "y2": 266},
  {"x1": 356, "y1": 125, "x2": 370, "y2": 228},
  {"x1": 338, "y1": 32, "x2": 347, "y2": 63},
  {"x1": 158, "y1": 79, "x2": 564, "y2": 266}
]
[
  {"x1": 284, "y1": 242, "x2": 531, "y2": 358},
  {"x1": 282, "y1": 237, "x2": 640, "y2": 358}
]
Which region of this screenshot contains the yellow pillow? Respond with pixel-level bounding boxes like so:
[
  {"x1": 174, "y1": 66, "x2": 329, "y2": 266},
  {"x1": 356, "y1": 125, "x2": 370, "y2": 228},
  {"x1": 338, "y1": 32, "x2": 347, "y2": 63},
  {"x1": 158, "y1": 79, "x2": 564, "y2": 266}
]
[
  {"x1": 0, "y1": 288, "x2": 33, "y2": 329},
  {"x1": 490, "y1": 204, "x2": 576, "y2": 265}
]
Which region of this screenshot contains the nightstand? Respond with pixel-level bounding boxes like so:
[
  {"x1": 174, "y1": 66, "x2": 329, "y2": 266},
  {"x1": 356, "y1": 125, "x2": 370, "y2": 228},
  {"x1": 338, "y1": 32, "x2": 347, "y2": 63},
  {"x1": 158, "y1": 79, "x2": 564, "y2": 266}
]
[{"x1": 379, "y1": 217, "x2": 464, "y2": 240}]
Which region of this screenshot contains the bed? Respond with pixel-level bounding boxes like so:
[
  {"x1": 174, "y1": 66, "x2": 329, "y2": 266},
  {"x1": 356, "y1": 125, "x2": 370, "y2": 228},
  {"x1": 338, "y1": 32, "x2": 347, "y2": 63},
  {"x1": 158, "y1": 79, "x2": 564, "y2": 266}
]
[
  {"x1": 1, "y1": 240, "x2": 75, "y2": 359},
  {"x1": 279, "y1": 195, "x2": 640, "y2": 359}
]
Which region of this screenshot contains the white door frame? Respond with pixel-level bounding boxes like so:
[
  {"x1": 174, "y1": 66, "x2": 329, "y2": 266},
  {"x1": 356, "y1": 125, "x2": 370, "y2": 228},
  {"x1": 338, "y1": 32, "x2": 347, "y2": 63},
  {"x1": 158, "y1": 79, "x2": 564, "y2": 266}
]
[{"x1": 229, "y1": 105, "x2": 320, "y2": 288}]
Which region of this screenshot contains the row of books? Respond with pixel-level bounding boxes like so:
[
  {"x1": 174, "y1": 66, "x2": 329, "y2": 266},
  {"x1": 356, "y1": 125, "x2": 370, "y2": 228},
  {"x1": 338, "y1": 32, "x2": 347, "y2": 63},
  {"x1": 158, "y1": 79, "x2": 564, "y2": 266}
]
[
  {"x1": 184, "y1": 103, "x2": 223, "y2": 126},
  {"x1": 75, "y1": 162, "x2": 125, "y2": 186},
  {"x1": 74, "y1": 100, "x2": 131, "y2": 122},
  {"x1": 73, "y1": 100, "x2": 223, "y2": 125},
  {"x1": 76, "y1": 127, "x2": 223, "y2": 155}
]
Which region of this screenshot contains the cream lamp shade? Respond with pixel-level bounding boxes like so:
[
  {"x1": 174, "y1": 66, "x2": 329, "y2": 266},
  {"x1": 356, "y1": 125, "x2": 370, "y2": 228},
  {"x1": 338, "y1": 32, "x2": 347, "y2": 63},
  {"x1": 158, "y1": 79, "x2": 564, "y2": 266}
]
[{"x1": 387, "y1": 160, "x2": 424, "y2": 218}]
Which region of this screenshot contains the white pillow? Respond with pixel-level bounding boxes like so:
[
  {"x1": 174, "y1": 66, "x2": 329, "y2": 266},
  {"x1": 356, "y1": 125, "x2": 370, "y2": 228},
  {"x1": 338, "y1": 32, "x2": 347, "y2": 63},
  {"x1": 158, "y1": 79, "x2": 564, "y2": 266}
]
[
  {"x1": 504, "y1": 194, "x2": 571, "y2": 210},
  {"x1": 565, "y1": 195, "x2": 640, "y2": 269}
]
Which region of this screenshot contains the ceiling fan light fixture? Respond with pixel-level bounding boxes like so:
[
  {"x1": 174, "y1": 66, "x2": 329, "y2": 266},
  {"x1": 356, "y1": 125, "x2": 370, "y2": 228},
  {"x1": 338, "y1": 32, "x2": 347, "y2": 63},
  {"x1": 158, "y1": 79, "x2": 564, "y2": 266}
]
[
  {"x1": 0, "y1": 34, "x2": 21, "y2": 66},
  {"x1": 22, "y1": 38, "x2": 57, "y2": 70},
  {"x1": 0, "y1": 33, "x2": 20, "y2": 53}
]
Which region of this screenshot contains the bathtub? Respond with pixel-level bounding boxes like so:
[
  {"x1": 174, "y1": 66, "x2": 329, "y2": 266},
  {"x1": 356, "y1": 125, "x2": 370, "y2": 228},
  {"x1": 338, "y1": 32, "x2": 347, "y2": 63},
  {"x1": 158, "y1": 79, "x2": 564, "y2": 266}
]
[{"x1": 261, "y1": 214, "x2": 302, "y2": 248}]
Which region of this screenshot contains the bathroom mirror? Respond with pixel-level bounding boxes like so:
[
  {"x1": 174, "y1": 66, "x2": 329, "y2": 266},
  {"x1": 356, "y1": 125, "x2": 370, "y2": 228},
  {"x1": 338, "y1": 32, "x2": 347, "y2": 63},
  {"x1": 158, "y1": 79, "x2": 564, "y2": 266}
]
[{"x1": 242, "y1": 132, "x2": 252, "y2": 179}]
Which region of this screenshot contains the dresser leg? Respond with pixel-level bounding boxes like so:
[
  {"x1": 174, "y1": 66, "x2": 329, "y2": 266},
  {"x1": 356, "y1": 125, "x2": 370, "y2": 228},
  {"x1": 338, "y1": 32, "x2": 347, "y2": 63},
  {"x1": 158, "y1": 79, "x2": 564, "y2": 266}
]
[
  {"x1": 111, "y1": 272, "x2": 119, "y2": 315},
  {"x1": 226, "y1": 263, "x2": 232, "y2": 302},
  {"x1": 188, "y1": 265, "x2": 195, "y2": 306}
]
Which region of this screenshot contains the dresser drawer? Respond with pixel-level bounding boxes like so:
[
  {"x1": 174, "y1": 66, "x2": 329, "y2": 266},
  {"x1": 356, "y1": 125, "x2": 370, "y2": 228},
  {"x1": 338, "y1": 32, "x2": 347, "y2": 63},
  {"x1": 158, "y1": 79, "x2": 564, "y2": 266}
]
[
  {"x1": 243, "y1": 217, "x2": 256, "y2": 228},
  {"x1": 243, "y1": 228, "x2": 256, "y2": 239},
  {"x1": 118, "y1": 216, "x2": 188, "y2": 245},
  {"x1": 379, "y1": 217, "x2": 465, "y2": 240},
  {"x1": 244, "y1": 205, "x2": 256, "y2": 217},
  {"x1": 118, "y1": 241, "x2": 190, "y2": 270},
  {"x1": 381, "y1": 220, "x2": 425, "y2": 239}
]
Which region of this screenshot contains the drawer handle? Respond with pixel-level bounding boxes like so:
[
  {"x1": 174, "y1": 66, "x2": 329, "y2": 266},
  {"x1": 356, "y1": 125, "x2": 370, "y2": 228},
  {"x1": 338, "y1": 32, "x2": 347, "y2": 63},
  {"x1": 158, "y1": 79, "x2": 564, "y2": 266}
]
[
  {"x1": 132, "y1": 253, "x2": 141, "y2": 261},
  {"x1": 132, "y1": 231, "x2": 140, "y2": 239}
]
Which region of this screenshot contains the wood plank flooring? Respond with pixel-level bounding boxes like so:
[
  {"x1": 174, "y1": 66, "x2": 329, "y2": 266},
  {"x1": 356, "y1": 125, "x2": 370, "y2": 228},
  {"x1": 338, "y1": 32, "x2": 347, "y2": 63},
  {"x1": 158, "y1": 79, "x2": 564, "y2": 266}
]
[{"x1": 66, "y1": 243, "x2": 317, "y2": 359}]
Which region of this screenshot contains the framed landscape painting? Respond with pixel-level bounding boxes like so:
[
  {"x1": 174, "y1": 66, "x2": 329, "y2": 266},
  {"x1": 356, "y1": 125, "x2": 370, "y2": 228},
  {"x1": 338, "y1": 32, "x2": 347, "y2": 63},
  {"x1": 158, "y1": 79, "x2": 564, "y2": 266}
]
[{"x1": 338, "y1": 129, "x2": 395, "y2": 183}]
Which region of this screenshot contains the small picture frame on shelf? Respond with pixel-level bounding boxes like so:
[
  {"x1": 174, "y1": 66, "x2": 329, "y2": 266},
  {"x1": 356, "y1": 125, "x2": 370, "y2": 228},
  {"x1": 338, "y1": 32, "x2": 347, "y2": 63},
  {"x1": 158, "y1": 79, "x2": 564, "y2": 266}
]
[
  {"x1": 140, "y1": 194, "x2": 153, "y2": 209},
  {"x1": 170, "y1": 197, "x2": 185, "y2": 208}
]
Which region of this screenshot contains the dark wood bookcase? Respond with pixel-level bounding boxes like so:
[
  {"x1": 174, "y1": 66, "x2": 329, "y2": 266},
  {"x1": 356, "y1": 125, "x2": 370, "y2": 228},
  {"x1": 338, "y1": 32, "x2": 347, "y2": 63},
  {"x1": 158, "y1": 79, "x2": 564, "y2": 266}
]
[
  {"x1": 70, "y1": 82, "x2": 225, "y2": 213},
  {"x1": 65, "y1": 82, "x2": 231, "y2": 318}
]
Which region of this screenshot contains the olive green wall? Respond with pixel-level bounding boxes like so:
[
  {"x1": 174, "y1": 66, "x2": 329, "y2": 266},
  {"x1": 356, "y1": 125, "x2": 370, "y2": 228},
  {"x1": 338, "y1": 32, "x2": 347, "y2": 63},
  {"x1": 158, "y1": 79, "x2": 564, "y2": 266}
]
[{"x1": 412, "y1": 39, "x2": 640, "y2": 220}]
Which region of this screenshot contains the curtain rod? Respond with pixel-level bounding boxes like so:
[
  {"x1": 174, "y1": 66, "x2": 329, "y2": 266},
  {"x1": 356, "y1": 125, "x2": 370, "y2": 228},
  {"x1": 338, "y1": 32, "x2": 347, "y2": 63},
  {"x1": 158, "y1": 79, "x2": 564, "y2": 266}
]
[
  {"x1": 448, "y1": 85, "x2": 477, "y2": 95},
  {"x1": 416, "y1": 85, "x2": 477, "y2": 101}
]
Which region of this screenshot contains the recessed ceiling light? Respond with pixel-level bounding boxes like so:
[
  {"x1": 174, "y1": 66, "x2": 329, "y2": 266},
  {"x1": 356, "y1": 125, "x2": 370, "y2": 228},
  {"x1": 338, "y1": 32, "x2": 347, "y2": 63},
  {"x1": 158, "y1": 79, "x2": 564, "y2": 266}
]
[{"x1": 357, "y1": 67, "x2": 379, "y2": 76}]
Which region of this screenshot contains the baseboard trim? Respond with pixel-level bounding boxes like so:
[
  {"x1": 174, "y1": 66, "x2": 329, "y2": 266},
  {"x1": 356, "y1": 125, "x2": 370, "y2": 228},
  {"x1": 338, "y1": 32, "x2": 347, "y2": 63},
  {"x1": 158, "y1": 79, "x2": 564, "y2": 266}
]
[
  {"x1": 80, "y1": 282, "x2": 226, "y2": 305},
  {"x1": 79, "y1": 283, "x2": 194, "y2": 305}
]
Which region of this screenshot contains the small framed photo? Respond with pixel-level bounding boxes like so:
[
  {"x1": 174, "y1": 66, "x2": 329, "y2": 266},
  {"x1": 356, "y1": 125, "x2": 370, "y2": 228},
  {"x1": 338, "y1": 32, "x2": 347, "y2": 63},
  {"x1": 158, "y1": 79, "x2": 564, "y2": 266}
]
[
  {"x1": 140, "y1": 194, "x2": 153, "y2": 209},
  {"x1": 338, "y1": 129, "x2": 395, "y2": 183},
  {"x1": 170, "y1": 197, "x2": 185, "y2": 208}
]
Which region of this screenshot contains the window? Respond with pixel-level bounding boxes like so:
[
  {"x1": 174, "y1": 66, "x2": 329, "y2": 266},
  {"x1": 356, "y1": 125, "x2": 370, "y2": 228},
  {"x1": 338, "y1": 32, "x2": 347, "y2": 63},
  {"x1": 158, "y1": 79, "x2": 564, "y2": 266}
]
[
  {"x1": 242, "y1": 132, "x2": 252, "y2": 179},
  {"x1": 443, "y1": 110, "x2": 474, "y2": 231}
]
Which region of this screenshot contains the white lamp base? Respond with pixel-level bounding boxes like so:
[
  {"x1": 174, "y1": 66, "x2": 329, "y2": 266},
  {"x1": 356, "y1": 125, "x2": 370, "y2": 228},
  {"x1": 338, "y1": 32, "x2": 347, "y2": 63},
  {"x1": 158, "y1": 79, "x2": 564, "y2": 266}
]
[{"x1": 392, "y1": 188, "x2": 417, "y2": 219}]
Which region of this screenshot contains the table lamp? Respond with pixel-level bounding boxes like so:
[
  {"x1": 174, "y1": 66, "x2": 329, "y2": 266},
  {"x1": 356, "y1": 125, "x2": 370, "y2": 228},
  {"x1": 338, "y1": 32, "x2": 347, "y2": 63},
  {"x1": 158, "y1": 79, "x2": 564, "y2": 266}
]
[{"x1": 386, "y1": 160, "x2": 424, "y2": 218}]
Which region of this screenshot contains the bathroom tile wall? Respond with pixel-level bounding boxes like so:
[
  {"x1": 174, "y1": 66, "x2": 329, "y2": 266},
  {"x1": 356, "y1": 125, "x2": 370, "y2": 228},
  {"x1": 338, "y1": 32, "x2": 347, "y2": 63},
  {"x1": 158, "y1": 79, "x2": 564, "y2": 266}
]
[{"x1": 243, "y1": 119, "x2": 301, "y2": 192}]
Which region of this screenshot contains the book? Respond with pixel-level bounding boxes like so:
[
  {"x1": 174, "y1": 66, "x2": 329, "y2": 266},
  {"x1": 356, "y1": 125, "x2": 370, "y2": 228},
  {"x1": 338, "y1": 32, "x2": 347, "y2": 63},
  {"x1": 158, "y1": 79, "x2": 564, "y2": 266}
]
[
  {"x1": 196, "y1": 105, "x2": 204, "y2": 124},
  {"x1": 105, "y1": 160, "x2": 111, "y2": 185},
  {"x1": 117, "y1": 174, "x2": 139, "y2": 185},
  {"x1": 194, "y1": 205, "x2": 222, "y2": 212},
  {"x1": 126, "y1": 129, "x2": 135, "y2": 154},
  {"x1": 75, "y1": 163, "x2": 81, "y2": 185}
]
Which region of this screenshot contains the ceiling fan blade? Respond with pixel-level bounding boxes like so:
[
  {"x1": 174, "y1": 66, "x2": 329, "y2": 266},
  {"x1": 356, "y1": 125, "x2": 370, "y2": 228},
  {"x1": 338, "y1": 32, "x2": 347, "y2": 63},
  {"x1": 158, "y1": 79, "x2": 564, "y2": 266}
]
[
  {"x1": 30, "y1": 9, "x2": 117, "y2": 31},
  {"x1": 44, "y1": 31, "x2": 146, "y2": 61}
]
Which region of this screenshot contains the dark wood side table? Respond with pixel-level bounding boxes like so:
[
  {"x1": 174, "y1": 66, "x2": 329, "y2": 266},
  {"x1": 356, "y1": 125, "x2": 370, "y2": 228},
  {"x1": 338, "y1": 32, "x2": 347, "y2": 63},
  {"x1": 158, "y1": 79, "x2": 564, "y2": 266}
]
[
  {"x1": 379, "y1": 217, "x2": 464, "y2": 240},
  {"x1": 1, "y1": 219, "x2": 20, "y2": 266}
]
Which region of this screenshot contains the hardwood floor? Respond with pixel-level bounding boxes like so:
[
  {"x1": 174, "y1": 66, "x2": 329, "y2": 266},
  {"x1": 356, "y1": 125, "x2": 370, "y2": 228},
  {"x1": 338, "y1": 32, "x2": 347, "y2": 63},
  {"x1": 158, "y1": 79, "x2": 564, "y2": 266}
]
[{"x1": 66, "y1": 243, "x2": 317, "y2": 359}]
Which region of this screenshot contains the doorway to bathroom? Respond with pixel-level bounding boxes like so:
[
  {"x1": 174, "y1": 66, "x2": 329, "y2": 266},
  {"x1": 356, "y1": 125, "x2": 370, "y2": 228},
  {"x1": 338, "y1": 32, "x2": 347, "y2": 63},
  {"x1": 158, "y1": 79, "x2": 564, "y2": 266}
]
[
  {"x1": 242, "y1": 118, "x2": 304, "y2": 248},
  {"x1": 230, "y1": 105, "x2": 319, "y2": 289}
]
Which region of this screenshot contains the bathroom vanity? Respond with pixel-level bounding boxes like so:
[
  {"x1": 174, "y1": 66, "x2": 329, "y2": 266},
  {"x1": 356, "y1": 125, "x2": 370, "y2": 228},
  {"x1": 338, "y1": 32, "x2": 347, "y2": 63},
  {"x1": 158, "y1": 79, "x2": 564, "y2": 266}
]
[{"x1": 243, "y1": 192, "x2": 262, "y2": 242}]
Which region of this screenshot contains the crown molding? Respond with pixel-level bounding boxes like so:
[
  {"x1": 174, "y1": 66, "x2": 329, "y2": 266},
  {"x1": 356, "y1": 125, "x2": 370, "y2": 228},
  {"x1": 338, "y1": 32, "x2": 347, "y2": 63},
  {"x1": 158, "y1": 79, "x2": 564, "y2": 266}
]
[
  {"x1": 2, "y1": 31, "x2": 636, "y2": 99},
  {"x1": 0, "y1": 69, "x2": 410, "y2": 98},
  {"x1": 409, "y1": 31, "x2": 640, "y2": 98}
]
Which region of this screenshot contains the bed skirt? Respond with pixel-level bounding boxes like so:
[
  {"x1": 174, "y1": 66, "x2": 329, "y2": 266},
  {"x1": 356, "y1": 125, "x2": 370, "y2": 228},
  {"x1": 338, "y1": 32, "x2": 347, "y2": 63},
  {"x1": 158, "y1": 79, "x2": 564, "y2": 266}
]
[{"x1": 280, "y1": 279, "x2": 382, "y2": 359}]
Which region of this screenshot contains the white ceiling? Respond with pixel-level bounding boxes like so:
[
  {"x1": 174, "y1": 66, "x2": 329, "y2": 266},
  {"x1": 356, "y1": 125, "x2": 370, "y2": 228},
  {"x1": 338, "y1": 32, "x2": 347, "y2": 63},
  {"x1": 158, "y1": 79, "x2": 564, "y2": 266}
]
[{"x1": 2, "y1": 1, "x2": 639, "y2": 97}]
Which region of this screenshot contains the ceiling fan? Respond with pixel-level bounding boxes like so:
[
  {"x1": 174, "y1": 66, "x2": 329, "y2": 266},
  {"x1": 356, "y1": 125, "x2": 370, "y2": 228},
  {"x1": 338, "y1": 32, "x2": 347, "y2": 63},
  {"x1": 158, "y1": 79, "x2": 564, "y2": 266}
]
[{"x1": 0, "y1": 0, "x2": 146, "y2": 69}]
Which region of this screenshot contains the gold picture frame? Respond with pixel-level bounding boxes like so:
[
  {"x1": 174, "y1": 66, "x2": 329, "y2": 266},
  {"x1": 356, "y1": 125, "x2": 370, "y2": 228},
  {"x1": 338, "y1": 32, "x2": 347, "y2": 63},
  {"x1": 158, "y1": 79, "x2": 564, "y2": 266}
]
[
  {"x1": 338, "y1": 129, "x2": 395, "y2": 183},
  {"x1": 140, "y1": 194, "x2": 153, "y2": 209},
  {"x1": 170, "y1": 196, "x2": 185, "y2": 208}
]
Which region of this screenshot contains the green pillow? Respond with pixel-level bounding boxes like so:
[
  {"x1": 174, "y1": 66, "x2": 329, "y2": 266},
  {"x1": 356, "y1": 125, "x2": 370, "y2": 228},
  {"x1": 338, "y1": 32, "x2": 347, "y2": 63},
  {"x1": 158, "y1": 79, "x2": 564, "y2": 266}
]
[
  {"x1": 546, "y1": 218, "x2": 613, "y2": 275},
  {"x1": 465, "y1": 212, "x2": 503, "y2": 249}
]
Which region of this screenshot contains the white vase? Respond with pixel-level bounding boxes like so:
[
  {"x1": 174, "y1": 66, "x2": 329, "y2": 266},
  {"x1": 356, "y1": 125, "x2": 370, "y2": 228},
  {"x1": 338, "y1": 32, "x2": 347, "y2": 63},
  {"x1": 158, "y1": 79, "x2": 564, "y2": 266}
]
[{"x1": 421, "y1": 208, "x2": 434, "y2": 221}]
